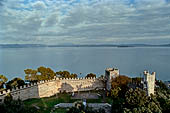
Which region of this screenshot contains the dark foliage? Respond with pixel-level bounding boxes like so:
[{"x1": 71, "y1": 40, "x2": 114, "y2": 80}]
[
  {"x1": 56, "y1": 70, "x2": 77, "y2": 78},
  {"x1": 0, "y1": 75, "x2": 8, "y2": 89},
  {"x1": 156, "y1": 80, "x2": 168, "y2": 90},
  {"x1": 24, "y1": 66, "x2": 56, "y2": 81},
  {"x1": 6, "y1": 78, "x2": 25, "y2": 89},
  {"x1": 110, "y1": 75, "x2": 170, "y2": 113},
  {"x1": 85, "y1": 73, "x2": 96, "y2": 78},
  {"x1": 0, "y1": 94, "x2": 39, "y2": 113}
]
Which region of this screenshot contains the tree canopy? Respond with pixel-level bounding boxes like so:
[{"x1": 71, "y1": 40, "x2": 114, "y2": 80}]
[
  {"x1": 24, "y1": 69, "x2": 38, "y2": 81},
  {"x1": 37, "y1": 66, "x2": 56, "y2": 80},
  {"x1": 111, "y1": 75, "x2": 131, "y2": 98},
  {"x1": 56, "y1": 71, "x2": 77, "y2": 78},
  {"x1": 24, "y1": 66, "x2": 56, "y2": 82},
  {"x1": 85, "y1": 73, "x2": 96, "y2": 78},
  {"x1": 111, "y1": 75, "x2": 131, "y2": 88},
  {"x1": 123, "y1": 88, "x2": 162, "y2": 113},
  {"x1": 0, "y1": 93, "x2": 40, "y2": 113},
  {"x1": 109, "y1": 75, "x2": 169, "y2": 113},
  {"x1": 6, "y1": 78, "x2": 25, "y2": 89},
  {"x1": 0, "y1": 75, "x2": 8, "y2": 89}
]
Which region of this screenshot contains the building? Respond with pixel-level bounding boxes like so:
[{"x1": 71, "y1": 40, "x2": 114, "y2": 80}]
[
  {"x1": 0, "y1": 77, "x2": 105, "y2": 102},
  {"x1": 143, "y1": 71, "x2": 156, "y2": 96},
  {"x1": 0, "y1": 68, "x2": 156, "y2": 102},
  {"x1": 105, "y1": 68, "x2": 119, "y2": 91}
]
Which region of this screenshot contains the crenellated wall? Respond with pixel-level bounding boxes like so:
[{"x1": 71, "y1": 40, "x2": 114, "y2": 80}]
[
  {"x1": 0, "y1": 77, "x2": 105, "y2": 102},
  {"x1": 143, "y1": 71, "x2": 156, "y2": 96},
  {"x1": 59, "y1": 77, "x2": 104, "y2": 92}
]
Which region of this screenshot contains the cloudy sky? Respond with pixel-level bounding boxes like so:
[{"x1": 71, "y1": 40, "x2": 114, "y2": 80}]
[{"x1": 0, "y1": 0, "x2": 170, "y2": 45}]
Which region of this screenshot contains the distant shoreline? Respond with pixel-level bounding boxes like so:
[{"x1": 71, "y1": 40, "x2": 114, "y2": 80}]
[{"x1": 0, "y1": 44, "x2": 170, "y2": 48}]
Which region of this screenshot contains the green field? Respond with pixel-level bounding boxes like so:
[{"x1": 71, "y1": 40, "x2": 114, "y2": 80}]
[
  {"x1": 24, "y1": 93, "x2": 73, "y2": 113},
  {"x1": 53, "y1": 108, "x2": 67, "y2": 113},
  {"x1": 23, "y1": 93, "x2": 106, "y2": 113}
]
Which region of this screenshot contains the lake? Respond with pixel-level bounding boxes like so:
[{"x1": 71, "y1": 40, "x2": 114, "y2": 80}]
[{"x1": 0, "y1": 47, "x2": 170, "y2": 81}]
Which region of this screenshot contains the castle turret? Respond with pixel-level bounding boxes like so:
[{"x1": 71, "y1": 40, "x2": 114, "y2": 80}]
[
  {"x1": 105, "y1": 68, "x2": 119, "y2": 91},
  {"x1": 143, "y1": 71, "x2": 155, "y2": 96}
]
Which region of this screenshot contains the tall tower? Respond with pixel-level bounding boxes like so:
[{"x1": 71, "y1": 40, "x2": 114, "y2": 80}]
[
  {"x1": 143, "y1": 71, "x2": 156, "y2": 96},
  {"x1": 105, "y1": 68, "x2": 119, "y2": 91}
]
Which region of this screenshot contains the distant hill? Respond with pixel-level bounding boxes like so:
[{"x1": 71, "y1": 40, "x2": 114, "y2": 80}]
[
  {"x1": 0, "y1": 44, "x2": 170, "y2": 48},
  {"x1": 0, "y1": 44, "x2": 47, "y2": 48}
]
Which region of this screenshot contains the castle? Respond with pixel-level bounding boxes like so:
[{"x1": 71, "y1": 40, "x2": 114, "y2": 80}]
[
  {"x1": 0, "y1": 68, "x2": 155, "y2": 102},
  {"x1": 105, "y1": 68, "x2": 119, "y2": 91},
  {"x1": 0, "y1": 77, "x2": 105, "y2": 102},
  {"x1": 143, "y1": 71, "x2": 156, "y2": 96}
]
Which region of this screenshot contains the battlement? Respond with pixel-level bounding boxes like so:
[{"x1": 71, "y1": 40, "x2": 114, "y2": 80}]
[
  {"x1": 143, "y1": 71, "x2": 156, "y2": 96},
  {"x1": 58, "y1": 77, "x2": 96, "y2": 80},
  {"x1": 0, "y1": 77, "x2": 97, "y2": 96},
  {"x1": 0, "y1": 68, "x2": 156, "y2": 102},
  {"x1": 143, "y1": 71, "x2": 156, "y2": 81},
  {"x1": 105, "y1": 68, "x2": 119, "y2": 79},
  {"x1": 144, "y1": 71, "x2": 156, "y2": 76},
  {"x1": 105, "y1": 68, "x2": 119, "y2": 91},
  {"x1": 105, "y1": 68, "x2": 119, "y2": 72}
]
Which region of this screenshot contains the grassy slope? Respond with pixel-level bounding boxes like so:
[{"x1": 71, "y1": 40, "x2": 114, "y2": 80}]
[
  {"x1": 24, "y1": 93, "x2": 71, "y2": 113},
  {"x1": 23, "y1": 93, "x2": 105, "y2": 113}
]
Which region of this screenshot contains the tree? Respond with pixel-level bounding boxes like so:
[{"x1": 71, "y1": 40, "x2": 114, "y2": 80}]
[
  {"x1": 111, "y1": 75, "x2": 131, "y2": 98},
  {"x1": 125, "y1": 88, "x2": 148, "y2": 108},
  {"x1": 24, "y1": 66, "x2": 56, "y2": 81},
  {"x1": 24, "y1": 69, "x2": 38, "y2": 81},
  {"x1": 56, "y1": 71, "x2": 70, "y2": 77},
  {"x1": 0, "y1": 94, "x2": 39, "y2": 113},
  {"x1": 156, "y1": 80, "x2": 168, "y2": 91},
  {"x1": 111, "y1": 97, "x2": 124, "y2": 113},
  {"x1": 0, "y1": 75, "x2": 8, "y2": 89},
  {"x1": 123, "y1": 88, "x2": 162, "y2": 113},
  {"x1": 85, "y1": 73, "x2": 96, "y2": 78},
  {"x1": 70, "y1": 73, "x2": 77, "y2": 78},
  {"x1": 56, "y1": 71, "x2": 77, "y2": 78},
  {"x1": 111, "y1": 75, "x2": 131, "y2": 88},
  {"x1": 111, "y1": 87, "x2": 121, "y2": 99},
  {"x1": 131, "y1": 77, "x2": 142, "y2": 87},
  {"x1": 99, "y1": 75, "x2": 104, "y2": 78},
  {"x1": 156, "y1": 86, "x2": 170, "y2": 113},
  {"x1": 37, "y1": 66, "x2": 56, "y2": 80},
  {"x1": 6, "y1": 78, "x2": 25, "y2": 89}
]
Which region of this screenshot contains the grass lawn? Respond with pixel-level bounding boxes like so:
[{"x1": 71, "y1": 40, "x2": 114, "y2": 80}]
[
  {"x1": 24, "y1": 93, "x2": 73, "y2": 113},
  {"x1": 24, "y1": 92, "x2": 107, "y2": 113},
  {"x1": 53, "y1": 108, "x2": 68, "y2": 113}
]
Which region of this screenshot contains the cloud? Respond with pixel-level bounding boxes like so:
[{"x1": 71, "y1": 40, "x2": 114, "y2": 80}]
[
  {"x1": 43, "y1": 13, "x2": 58, "y2": 27},
  {"x1": 0, "y1": 0, "x2": 4, "y2": 6},
  {"x1": 0, "y1": 0, "x2": 170, "y2": 44},
  {"x1": 32, "y1": 1, "x2": 47, "y2": 10}
]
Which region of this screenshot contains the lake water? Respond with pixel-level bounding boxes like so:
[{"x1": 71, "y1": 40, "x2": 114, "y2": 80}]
[{"x1": 0, "y1": 47, "x2": 170, "y2": 81}]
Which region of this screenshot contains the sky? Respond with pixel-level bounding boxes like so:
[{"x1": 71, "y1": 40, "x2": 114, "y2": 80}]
[{"x1": 0, "y1": 0, "x2": 170, "y2": 45}]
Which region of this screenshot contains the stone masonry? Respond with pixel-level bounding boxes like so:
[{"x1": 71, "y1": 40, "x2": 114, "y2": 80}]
[
  {"x1": 143, "y1": 71, "x2": 156, "y2": 96},
  {"x1": 0, "y1": 77, "x2": 104, "y2": 102},
  {"x1": 105, "y1": 68, "x2": 119, "y2": 91},
  {"x1": 0, "y1": 68, "x2": 155, "y2": 102}
]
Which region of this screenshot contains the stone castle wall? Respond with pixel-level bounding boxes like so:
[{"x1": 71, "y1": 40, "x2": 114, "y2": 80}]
[
  {"x1": 144, "y1": 71, "x2": 156, "y2": 96},
  {"x1": 105, "y1": 68, "x2": 119, "y2": 91},
  {"x1": 0, "y1": 77, "x2": 104, "y2": 101}
]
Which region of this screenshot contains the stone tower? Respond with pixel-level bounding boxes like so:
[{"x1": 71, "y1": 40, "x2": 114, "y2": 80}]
[
  {"x1": 143, "y1": 71, "x2": 156, "y2": 96},
  {"x1": 105, "y1": 68, "x2": 119, "y2": 91}
]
